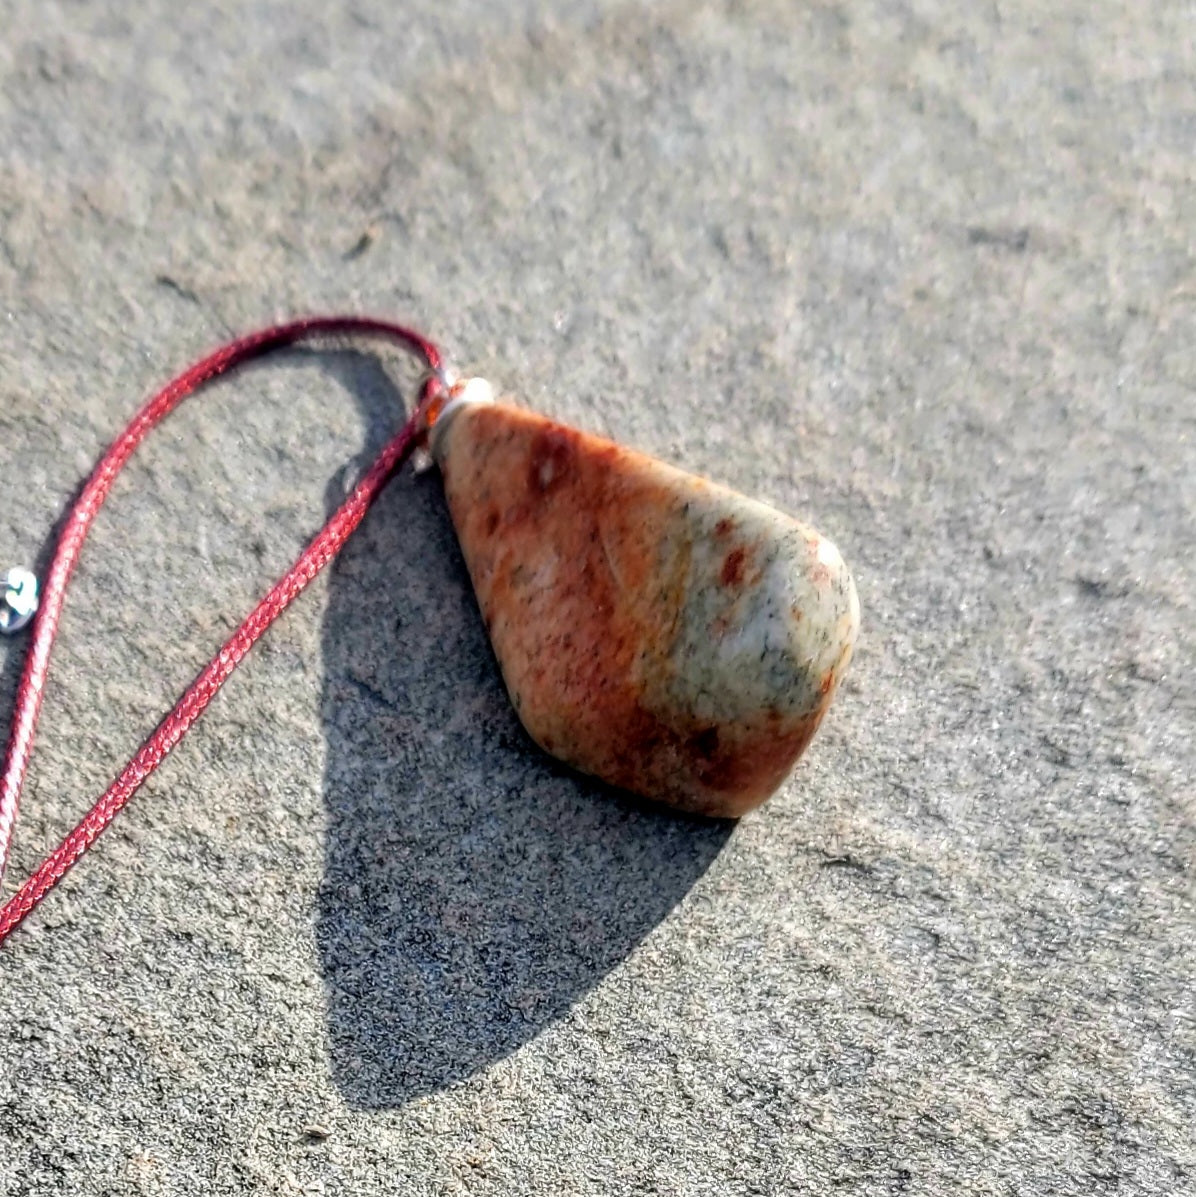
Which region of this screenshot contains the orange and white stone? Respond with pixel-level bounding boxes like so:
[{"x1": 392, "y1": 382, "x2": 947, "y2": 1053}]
[{"x1": 431, "y1": 391, "x2": 860, "y2": 818}]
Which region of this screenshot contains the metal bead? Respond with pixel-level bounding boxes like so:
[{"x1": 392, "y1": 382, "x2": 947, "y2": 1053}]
[
  {"x1": 0, "y1": 567, "x2": 39, "y2": 635},
  {"x1": 427, "y1": 377, "x2": 495, "y2": 462}
]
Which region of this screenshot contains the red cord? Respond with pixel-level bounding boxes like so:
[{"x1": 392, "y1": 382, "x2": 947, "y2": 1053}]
[{"x1": 0, "y1": 317, "x2": 446, "y2": 946}]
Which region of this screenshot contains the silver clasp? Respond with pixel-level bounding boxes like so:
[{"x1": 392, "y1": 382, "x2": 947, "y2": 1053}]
[{"x1": 0, "y1": 567, "x2": 39, "y2": 634}]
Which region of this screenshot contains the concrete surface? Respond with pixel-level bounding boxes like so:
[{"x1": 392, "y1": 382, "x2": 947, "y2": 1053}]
[{"x1": 0, "y1": 1, "x2": 1193, "y2": 1193}]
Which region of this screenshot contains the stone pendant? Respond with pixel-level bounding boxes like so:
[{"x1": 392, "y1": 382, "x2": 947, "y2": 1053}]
[{"x1": 430, "y1": 391, "x2": 859, "y2": 818}]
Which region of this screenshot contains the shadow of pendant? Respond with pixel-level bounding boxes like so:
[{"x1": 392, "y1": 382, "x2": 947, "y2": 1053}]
[{"x1": 316, "y1": 364, "x2": 732, "y2": 1110}]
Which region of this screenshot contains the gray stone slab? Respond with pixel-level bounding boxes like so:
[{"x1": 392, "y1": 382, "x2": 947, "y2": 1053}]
[{"x1": 0, "y1": 1, "x2": 1192, "y2": 1193}]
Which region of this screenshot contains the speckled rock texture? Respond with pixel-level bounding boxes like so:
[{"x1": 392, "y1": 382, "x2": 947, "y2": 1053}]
[
  {"x1": 0, "y1": 2, "x2": 1193, "y2": 1195},
  {"x1": 437, "y1": 400, "x2": 859, "y2": 816}
]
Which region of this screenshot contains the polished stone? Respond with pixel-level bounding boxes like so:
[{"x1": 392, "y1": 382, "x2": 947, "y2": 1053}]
[{"x1": 435, "y1": 400, "x2": 860, "y2": 817}]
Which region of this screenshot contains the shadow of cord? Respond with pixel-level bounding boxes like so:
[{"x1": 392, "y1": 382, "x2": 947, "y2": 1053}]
[{"x1": 314, "y1": 351, "x2": 733, "y2": 1110}]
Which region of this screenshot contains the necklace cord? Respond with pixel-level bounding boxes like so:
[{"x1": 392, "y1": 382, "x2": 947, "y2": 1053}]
[{"x1": 0, "y1": 316, "x2": 445, "y2": 946}]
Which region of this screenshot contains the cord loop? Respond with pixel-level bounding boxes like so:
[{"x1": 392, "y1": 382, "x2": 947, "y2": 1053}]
[{"x1": 0, "y1": 317, "x2": 445, "y2": 945}]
